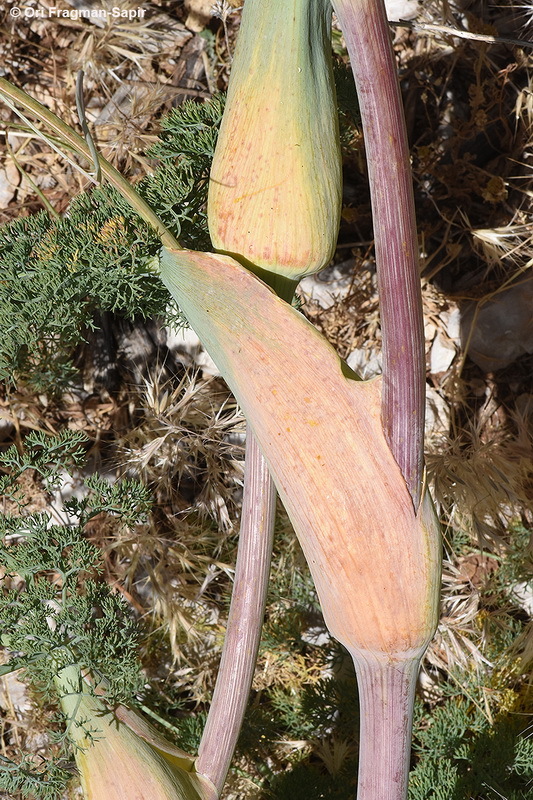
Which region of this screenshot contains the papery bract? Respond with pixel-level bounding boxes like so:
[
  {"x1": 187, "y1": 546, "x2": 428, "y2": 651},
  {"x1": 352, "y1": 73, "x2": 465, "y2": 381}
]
[
  {"x1": 208, "y1": 0, "x2": 342, "y2": 286},
  {"x1": 159, "y1": 247, "x2": 441, "y2": 661},
  {"x1": 57, "y1": 665, "x2": 215, "y2": 800}
]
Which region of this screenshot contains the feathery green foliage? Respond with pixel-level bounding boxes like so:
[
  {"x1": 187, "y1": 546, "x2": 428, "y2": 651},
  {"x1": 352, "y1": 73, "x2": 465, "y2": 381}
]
[
  {"x1": 0, "y1": 429, "x2": 87, "y2": 507},
  {"x1": 0, "y1": 198, "x2": 165, "y2": 391},
  {"x1": 143, "y1": 94, "x2": 225, "y2": 248},
  {"x1": 409, "y1": 683, "x2": 533, "y2": 800},
  {"x1": 0, "y1": 753, "x2": 75, "y2": 800},
  {"x1": 0, "y1": 98, "x2": 224, "y2": 391},
  {"x1": 63, "y1": 472, "x2": 152, "y2": 528},
  {"x1": 0, "y1": 432, "x2": 151, "y2": 798}
]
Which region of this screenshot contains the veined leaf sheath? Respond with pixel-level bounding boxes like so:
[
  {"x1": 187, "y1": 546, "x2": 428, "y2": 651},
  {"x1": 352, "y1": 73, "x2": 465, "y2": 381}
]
[
  {"x1": 208, "y1": 0, "x2": 342, "y2": 281},
  {"x1": 160, "y1": 247, "x2": 441, "y2": 660}
]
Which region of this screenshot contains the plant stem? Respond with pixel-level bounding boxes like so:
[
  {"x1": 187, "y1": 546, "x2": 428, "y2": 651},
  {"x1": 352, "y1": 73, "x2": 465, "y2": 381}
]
[
  {"x1": 196, "y1": 431, "x2": 276, "y2": 796},
  {"x1": 349, "y1": 652, "x2": 421, "y2": 800},
  {"x1": 332, "y1": 0, "x2": 425, "y2": 509},
  {"x1": 0, "y1": 77, "x2": 179, "y2": 251}
]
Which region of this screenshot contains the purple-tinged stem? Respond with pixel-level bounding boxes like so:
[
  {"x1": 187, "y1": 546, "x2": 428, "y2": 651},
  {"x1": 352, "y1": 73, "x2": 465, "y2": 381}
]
[
  {"x1": 332, "y1": 0, "x2": 425, "y2": 509},
  {"x1": 349, "y1": 652, "x2": 421, "y2": 800},
  {"x1": 196, "y1": 431, "x2": 276, "y2": 797}
]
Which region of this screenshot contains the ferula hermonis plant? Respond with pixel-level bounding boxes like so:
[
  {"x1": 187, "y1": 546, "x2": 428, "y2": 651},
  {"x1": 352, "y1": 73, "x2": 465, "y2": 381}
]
[
  {"x1": 162, "y1": 0, "x2": 442, "y2": 798},
  {"x1": 0, "y1": 0, "x2": 442, "y2": 798}
]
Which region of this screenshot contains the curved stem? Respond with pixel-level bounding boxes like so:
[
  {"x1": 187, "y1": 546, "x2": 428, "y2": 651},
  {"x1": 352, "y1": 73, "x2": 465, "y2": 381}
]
[
  {"x1": 0, "y1": 77, "x2": 180, "y2": 251},
  {"x1": 196, "y1": 431, "x2": 276, "y2": 796}
]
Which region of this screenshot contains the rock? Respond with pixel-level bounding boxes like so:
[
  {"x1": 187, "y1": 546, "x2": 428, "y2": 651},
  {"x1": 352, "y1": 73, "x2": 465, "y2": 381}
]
[
  {"x1": 0, "y1": 670, "x2": 32, "y2": 716},
  {"x1": 0, "y1": 416, "x2": 14, "y2": 442},
  {"x1": 424, "y1": 322, "x2": 437, "y2": 341},
  {"x1": 460, "y1": 277, "x2": 533, "y2": 371},
  {"x1": 445, "y1": 307, "x2": 461, "y2": 342},
  {"x1": 166, "y1": 325, "x2": 220, "y2": 377},
  {"x1": 430, "y1": 332, "x2": 456, "y2": 374},
  {"x1": 384, "y1": 0, "x2": 419, "y2": 20},
  {"x1": 512, "y1": 582, "x2": 533, "y2": 616},
  {"x1": 0, "y1": 160, "x2": 20, "y2": 209},
  {"x1": 425, "y1": 385, "x2": 450, "y2": 435},
  {"x1": 184, "y1": 0, "x2": 215, "y2": 32},
  {"x1": 346, "y1": 347, "x2": 382, "y2": 379},
  {"x1": 48, "y1": 469, "x2": 90, "y2": 526},
  {"x1": 298, "y1": 259, "x2": 357, "y2": 310}
]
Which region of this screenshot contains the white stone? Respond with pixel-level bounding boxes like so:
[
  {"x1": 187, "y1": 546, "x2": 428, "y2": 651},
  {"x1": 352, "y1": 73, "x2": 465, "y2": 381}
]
[
  {"x1": 0, "y1": 160, "x2": 20, "y2": 209},
  {"x1": 430, "y1": 332, "x2": 456, "y2": 374},
  {"x1": 384, "y1": 0, "x2": 419, "y2": 20},
  {"x1": 445, "y1": 307, "x2": 461, "y2": 342},
  {"x1": 166, "y1": 325, "x2": 220, "y2": 377},
  {"x1": 346, "y1": 347, "x2": 382, "y2": 379},
  {"x1": 424, "y1": 322, "x2": 437, "y2": 341},
  {"x1": 512, "y1": 582, "x2": 533, "y2": 616},
  {"x1": 0, "y1": 417, "x2": 14, "y2": 442},
  {"x1": 425, "y1": 385, "x2": 450, "y2": 435},
  {"x1": 301, "y1": 626, "x2": 332, "y2": 648},
  {"x1": 0, "y1": 671, "x2": 32, "y2": 715},
  {"x1": 460, "y1": 277, "x2": 533, "y2": 371},
  {"x1": 47, "y1": 469, "x2": 92, "y2": 526},
  {"x1": 298, "y1": 260, "x2": 356, "y2": 310}
]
